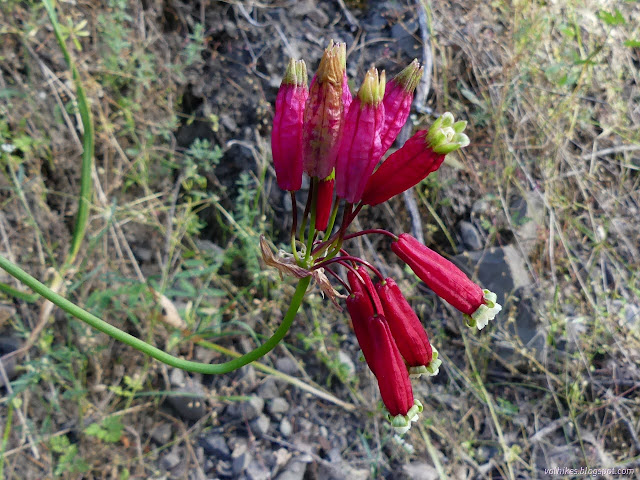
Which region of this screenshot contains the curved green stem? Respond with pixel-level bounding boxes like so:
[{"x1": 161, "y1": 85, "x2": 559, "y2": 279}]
[{"x1": 0, "y1": 254, "x2": 311, "y2": 374}]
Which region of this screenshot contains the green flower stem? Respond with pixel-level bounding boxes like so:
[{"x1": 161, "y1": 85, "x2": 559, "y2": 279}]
[
  {"x1": 0, "y1": 254, "x2": 311, "y2": 374},
  {"x1": 324, "y1": 199, "x2": 340, "y2": 237}
]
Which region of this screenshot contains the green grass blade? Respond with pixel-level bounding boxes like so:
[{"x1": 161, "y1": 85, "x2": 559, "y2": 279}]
[{"x1": 41, "y1": 0, "x2": 94, "y2": 266}]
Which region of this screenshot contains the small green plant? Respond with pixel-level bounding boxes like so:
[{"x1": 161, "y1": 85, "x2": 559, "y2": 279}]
[
  {"x1": 84, "y1": 416, "x2": 124, "y2": 443},
  {"x1": 49, "y1": 434, "x2": 89, "y2": 476}
]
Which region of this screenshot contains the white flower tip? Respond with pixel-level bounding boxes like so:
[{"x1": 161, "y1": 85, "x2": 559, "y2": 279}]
[
  {"x1": 388, "y1": 400, "x2": 423, "y2": 435},
  {"x1": 465, "y1": 290, "x2": 502, "y2": 330}
]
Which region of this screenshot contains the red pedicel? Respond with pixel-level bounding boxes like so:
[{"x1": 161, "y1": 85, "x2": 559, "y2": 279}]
[{"x1": 315, "y1": 173, "x2": 334, "y2": 231}]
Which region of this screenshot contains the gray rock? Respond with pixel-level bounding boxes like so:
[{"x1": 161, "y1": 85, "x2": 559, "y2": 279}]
[
  {"x1": 275, "y1": 357, "x2": 298, "y2": 375},
  {"x1": 250, "y1": 414, "x2": 271, "y2": 437},
  {"x1": 391, "y1": 19, "x2": 420, "y2": 57},
  {"x1": 268, "y1": 397, "x2": 290, "y2": 416},
  {"x1": 220, "y1": 114, "x2": 237, "y2": 132},
  {"x1": 458, "y1": 220, "x2": 483, "y2": 251},
  {"x1": 200, "y1": 434, "x2": 230, "y2": 458},
  {"x1": 227, "y1": 396, "x2": 264, "y2": 421},
  {"x1": 291, "y1": 0, "x2": 329, "y2": 26},
  {"x1": 257, "y1": 378, "x2": 281, "y2": 400},
  {"x1": 364, "y1": 10, "x2": 388, "y2": 32},
  {"x1": 280, "y1": 418, "x2": 293, "y2": 437},
  {"x1": 453, "y1": 245, "x2": 531, "y2": 306},
  {"x1": 403, "y1": 462, "x2": 438, "y2": 480},
  {"x1": 166, "y1": 378, "x2": 207, "y2": 421},
  {"x1": 337, "y1": 350, "x2": 355, "y2": 377},
  {"x1": 150, "y1": 423, "x2": 173, "y2": 444},
  {"x1": 613, "y1": 300, "x2": 640, "y2": 330},
  {"x1": 232, "y1": 445, "x2": 251, "y2": 475},
  {"x1": 275, "y1": 457, "x2": 308, "y2": 480},
  {"x1": 0, "y1": 336, "x2": 21, "y2": 387},
  {"x1": 510, "y1": 192, "x2": 545, "y2": 256},
  {"x1": 161, "y1": 450, "x2": 181, "y2": 471},
  {"x1": 216, "y1": 459, "x2": 233, "y2": 477},
  {"x1": 246, "y1": 459, "x2": 271, "y2": 480},
  {"x1": 169, "y1": 368, "x2": 185, "y2": 387}
]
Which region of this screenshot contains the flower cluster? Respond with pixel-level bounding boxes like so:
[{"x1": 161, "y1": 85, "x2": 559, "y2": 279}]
[{"x1": 267, "y1": 41, "x2": 501, "y2": 433}]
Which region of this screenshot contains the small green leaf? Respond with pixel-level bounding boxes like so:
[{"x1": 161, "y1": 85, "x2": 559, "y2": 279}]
[
  {"x1": 596, "y1": 9, "x2": 625, "y2": 25},
  {"x1": 624, "y1": 39, "x2": 640, "y2": 47}
]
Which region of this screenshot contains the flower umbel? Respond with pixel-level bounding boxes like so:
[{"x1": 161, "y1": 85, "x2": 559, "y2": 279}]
[{"x1": 264, "y1": 41, "x2": 500, "y2": 432}]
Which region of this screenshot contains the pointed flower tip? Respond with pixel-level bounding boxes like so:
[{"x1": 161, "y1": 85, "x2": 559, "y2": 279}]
[
  {"x1": 282, "y1": 59, "x2": 308, "y2": 87},
  {"x1": 388, "y1": 399, "x2": 423, "y2": 435},
  {"x1": 426, "y1": 112, "x2": 470, "y2": 154},
  {"x1": 318, "y1": 41, "x2": 346, "y2": 85},
  {"x1": 465, "y1": 290, "x2": 502, "y2": 330},
  {"x1": 358, "y1": 68, "x2": 386, "y2": 105},
  {"x1": 393, "y1": 59, "x2": 423, "y2": 93}
]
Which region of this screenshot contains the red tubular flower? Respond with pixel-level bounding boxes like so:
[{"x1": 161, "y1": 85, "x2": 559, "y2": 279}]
[
  {"x1": 361, "y1": 112, "x2": 470, "y2": 206},
  {"x1": 376, "y1": 278, "x2": 441, "y2": 378},
  {"x1": 380, "y1": 59, "x2": 423, "y2": 156},
  {"x1": 335, "y1": 67, "x2": 386, "y2": 204},
  {"x1": 367, "y1": 315, "x2": 414, "y2": 415},
  {"x1": 272, "y1": 59, "x2": 308, "y2": 191},
  {"x1": 391, "y1": 233, "x2": 501, "y2": 330},
  {"x1": 346, "y1": 270, "x2": 422, "y2": 433},
  {"x1": 345, "y1": 291, "x2": 377, "y2": 373},
  {"x1": 302, "y1": 41, "x2": 347, "y2": 179}
]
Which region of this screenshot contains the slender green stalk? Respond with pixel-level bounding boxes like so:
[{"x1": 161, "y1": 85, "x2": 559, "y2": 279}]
[
  {"x1": 42, "y1": 0, "x2": 94, "y2": 266},
  {"x1": 0, "y1": 402, "x2": 13, "y2": 478},
  {"x1": 0, "y1": 254, "x2": 310, "y2": 374},
  {"x1": 196, "y1": 340, "x2": 356, "y2": 411},
  {"x1": 0, "y1": 282, "x2": 38, "y2": 302}
]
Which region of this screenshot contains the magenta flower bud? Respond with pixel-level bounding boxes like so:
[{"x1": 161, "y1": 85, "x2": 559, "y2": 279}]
[
  {"x1": 376, "y1": 278, "x2": 441, "y2": 378},
  {"x1": 391, "y1": 233, "x2": 501, "y2": 330},
  {"x1": 302, "y1": 41, "x2": 347, "y2": 179},
  {"x1": 335, "y1": 68, "x2": 386, "y2": 203},
  {"x1": 361, "y1": 112, "x2": 470, "y2": 206},
  {"x1": 272, "y1": 59, "x2": 308, "y2": 191},
  {"x1": 380, "y1": 60, "x2": 423, "y2": 155},
  {"x1": 315, "y1": 172, "x2": 334, "y2": 231}
]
